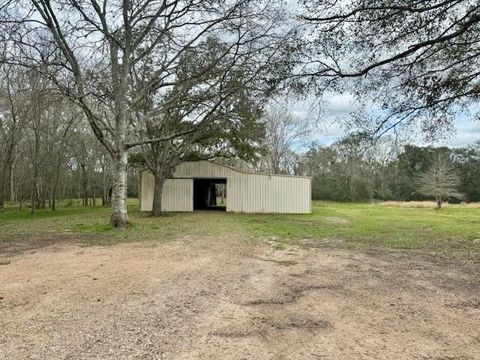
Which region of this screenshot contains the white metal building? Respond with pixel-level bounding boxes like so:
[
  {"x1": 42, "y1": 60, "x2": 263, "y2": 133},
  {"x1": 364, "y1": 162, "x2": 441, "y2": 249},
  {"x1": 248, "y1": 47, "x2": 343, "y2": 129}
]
[{"x1": 139, "y1": 161, "x2": 311, "y2": 213}]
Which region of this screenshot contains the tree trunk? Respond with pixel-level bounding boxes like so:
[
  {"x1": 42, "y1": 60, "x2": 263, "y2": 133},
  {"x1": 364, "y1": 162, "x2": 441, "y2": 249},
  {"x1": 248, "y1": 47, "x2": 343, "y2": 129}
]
[
  {"x1": 51, "y1": 156, "x2": 63, "y2": 211},
  {"x1": 31, "y1": 177, "x2": 37, "y2": 215},
  {"x1": 81, "y1": 163, "x2": 88, "y2": 206},
  {"x1": 9, "y1": 161, "x2": 15, "y2": 205},
  {"x1": 110, "y1": 150, "x2": 128, "y2": 227},
  {"x1": 0, "y1": 169, "x2": 5, "y2": 210},
  {"x1": 0, "y1": 147, "x2": 15, "y2": 210},
  {"x1": 0, "y1": 185, "x2": 5, "y2": 211},
  {"x1": 52, "y1": 172, "x2": 60, "y2": 211},
  {"x1": 31, "y1": 162, "x2": 38, "y2": 215},
  {"x1": 436, "y1": 197, "x2": 442, "y2": 209},
  {"x1": 102, "y1": 166, "x2": 107, "y2": 206},
  {"x1": 51, "y1": 188, "x2": 57, "y2": 211},
  {"x1": 31, "y1": 125, "x2": 40, "y2": 215},
  {"x1": 40, "y1": 179, "x2": 46, "y2": 209},
  {"x1": 91, "y1": 170, "x2": 96, "y2": 206},
  {"x1": 102, "y1": 163, "x2": 110, "y2": 206},
  {"x1": 152, "y1": 172, "x2": 165, "y2": 217}
]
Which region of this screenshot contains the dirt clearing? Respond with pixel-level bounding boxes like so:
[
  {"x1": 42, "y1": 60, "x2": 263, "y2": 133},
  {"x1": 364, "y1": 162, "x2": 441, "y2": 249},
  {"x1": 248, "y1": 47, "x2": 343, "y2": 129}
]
[{"x1": 0, "y1": 238, "x2": 479, "y2": 359}]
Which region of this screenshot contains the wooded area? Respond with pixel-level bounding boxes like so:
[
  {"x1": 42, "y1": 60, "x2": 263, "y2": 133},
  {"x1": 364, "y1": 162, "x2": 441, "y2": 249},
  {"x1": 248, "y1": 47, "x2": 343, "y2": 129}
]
[{"x1": 300, "y1": 140, "x2": 480, "y2": 204}]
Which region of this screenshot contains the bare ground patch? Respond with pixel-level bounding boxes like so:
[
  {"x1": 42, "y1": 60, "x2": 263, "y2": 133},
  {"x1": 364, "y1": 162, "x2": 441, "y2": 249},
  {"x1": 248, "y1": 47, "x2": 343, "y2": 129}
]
[
  {"x1": 0, "y1": 237, "x2": 479, "y2": 359},
  {"x1": 0, "y1": 233, "x2": 92, "y2": 258}
]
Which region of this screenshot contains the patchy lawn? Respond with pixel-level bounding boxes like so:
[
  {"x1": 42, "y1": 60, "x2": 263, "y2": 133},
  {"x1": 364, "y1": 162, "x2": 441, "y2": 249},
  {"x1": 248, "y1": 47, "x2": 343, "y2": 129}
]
[
  {"x1": 0, "y1": 200, "x2": 479, "y2": 359},
  {"x1": 1, "y1": 200, "x2": 480, "y2": 261}
]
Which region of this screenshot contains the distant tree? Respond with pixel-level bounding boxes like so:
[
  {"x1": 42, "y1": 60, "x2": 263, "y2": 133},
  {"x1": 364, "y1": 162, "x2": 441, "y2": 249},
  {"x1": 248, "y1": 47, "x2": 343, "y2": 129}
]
[
  {"x1": 394, "y1": 145, "x2": 451, "y2": 200},
  {"x1": 299, "y1": 135, "x2": 376, "y2": 202},
  {"x1": 259, "y1": 106, "x2": 311, "y2": 174},
  {"x1": 0, "y1": 66, "x2": 29, "y2": 210},
  {"x1": 299, "y1": 144, "x2": 339, "y2": 200},
  {"x1": 332, "y1": 135, "x2": 375, "y2": 202},
  {"x1": 453, "y1": 142, "x2": 480, "y2": 202},
  {"x1": 364, "y1": 137, "x2": 400, "y2": 201},
  {"x1": 417, "y1": 155, "x2": 462, "y2": 208}
]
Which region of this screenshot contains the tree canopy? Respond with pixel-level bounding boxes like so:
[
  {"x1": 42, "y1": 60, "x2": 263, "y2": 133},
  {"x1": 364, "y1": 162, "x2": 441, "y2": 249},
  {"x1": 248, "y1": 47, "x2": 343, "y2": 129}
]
[{"x1": 299, "y1": 0, "x2": 480, "y2": 138}]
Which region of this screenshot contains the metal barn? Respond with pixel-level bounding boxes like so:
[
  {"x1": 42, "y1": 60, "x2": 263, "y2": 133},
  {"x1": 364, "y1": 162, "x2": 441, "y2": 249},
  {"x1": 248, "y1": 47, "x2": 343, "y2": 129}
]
[{"x1": 139, "y1": 161, "x2": 311, "y2": 213}]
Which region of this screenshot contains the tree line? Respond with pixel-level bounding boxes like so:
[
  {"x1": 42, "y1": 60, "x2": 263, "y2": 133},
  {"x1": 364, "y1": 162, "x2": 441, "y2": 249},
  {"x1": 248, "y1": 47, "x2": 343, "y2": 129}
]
[{"x1": 296, "y1": 139, "x2": 480, "y2": 205}]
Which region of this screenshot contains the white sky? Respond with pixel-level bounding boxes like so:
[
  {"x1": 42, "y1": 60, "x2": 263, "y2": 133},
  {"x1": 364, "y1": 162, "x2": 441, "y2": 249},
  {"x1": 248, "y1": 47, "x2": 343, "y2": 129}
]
[{"x1": 288, "y1": 93, "x2": 480, "y2": 148}]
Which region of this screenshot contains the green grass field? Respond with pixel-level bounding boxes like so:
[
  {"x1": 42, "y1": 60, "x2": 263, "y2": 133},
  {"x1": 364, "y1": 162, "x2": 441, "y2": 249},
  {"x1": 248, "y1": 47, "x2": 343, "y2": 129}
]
[{"x1": 1, "y1": 200, "x2": 479, "y2": 262}]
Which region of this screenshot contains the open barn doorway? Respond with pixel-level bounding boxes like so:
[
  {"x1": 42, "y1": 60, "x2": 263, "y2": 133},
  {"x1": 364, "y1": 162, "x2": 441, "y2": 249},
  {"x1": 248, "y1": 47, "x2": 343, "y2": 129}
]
[{"x1": 193, "y1": 178, "x2": 227, "y2": 211}]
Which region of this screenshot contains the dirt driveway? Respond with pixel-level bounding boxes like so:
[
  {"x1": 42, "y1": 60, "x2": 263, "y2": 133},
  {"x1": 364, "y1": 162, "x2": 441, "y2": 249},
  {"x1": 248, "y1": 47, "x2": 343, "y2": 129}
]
[{"x1": 0, "y1": 237, "x2": 479, "y2": 359}]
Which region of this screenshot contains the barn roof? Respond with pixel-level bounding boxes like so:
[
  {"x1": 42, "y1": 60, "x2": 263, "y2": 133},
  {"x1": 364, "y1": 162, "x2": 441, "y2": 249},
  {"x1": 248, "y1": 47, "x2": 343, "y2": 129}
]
[
  {"x1": 141, "y1": 160, "x2": 311, "y2": 179},
  {"x1": 207, "y1": 161, "x2": 311, "y2": 179}
]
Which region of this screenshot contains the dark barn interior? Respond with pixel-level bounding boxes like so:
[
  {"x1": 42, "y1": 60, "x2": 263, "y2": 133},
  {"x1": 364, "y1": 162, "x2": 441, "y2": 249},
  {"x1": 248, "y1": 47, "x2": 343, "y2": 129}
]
[{"x1": 193, "y1": 178, "x2": 227, "y2": 211}]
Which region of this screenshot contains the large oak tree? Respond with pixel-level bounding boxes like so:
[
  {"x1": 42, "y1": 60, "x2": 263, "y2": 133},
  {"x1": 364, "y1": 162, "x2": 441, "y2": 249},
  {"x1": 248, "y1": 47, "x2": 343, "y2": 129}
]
[{"x1": 299, "y1": 0, "x2": 480, "y2": 138}]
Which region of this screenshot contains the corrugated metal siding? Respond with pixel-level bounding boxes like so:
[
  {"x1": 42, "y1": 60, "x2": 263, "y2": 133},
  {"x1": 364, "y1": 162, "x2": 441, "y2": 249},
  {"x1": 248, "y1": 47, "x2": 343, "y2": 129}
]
[
  {"x1": 140, "y1": 161, "x2": 311, "y2": 213},
  {"x1": 140, "y1": 172, "x2": 193, "y2": 212},
  {"x1": 161, "y1": 178, "x2": 193, "y2": 211},
  {"x1": 174, "y1": 161, "x2": 233, "y2": 178},
  {"x1": 140, "y1": 171, "x2": 154, "y2": 211},
  {"x1": 239, "y1": 174, "x2": 310, "y2": 213}
]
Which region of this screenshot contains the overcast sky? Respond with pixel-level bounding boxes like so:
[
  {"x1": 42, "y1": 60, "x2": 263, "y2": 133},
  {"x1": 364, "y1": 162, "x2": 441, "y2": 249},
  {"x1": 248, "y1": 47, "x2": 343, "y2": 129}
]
[{"x1": 288, "y1": 93, "x2": 480, "y2": 148}]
